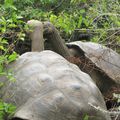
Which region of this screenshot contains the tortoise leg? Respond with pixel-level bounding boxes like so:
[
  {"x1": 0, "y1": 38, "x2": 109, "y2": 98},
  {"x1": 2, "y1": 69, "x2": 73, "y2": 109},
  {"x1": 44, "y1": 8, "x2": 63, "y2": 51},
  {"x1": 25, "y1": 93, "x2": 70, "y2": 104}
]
[
  {"x1": 43, "y1": 22, "x2": 72, "y2": 58},
  {"x1": 27, "y1": 20, "x2": 44, "y2": 52}
]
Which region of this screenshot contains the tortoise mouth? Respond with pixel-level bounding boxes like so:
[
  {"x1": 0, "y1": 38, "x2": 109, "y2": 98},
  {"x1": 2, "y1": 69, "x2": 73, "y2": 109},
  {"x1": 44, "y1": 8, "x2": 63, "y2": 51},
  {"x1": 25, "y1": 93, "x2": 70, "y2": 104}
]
[{"x1": 11, "y1": 117, "x2": 28, "y2": 120}]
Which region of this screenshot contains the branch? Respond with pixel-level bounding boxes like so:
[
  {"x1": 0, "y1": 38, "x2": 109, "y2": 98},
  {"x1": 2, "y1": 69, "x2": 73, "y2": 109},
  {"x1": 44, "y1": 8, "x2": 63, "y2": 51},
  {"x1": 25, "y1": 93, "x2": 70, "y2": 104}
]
[
  {"x1": 93, "y1": 13, "x2": 120, "y2": 23},
  {"x1": 88, "y1": 103, "x2": 120, "y2": 115},
  {"x1": 52, "y1": 0, "x2": 65, "y2": 11}
]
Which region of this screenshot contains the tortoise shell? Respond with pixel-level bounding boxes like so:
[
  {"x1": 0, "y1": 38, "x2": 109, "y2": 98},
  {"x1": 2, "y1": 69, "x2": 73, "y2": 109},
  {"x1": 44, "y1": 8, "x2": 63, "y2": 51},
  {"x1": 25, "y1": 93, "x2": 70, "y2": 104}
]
[{"x1": 1, "y1": 51, "x2": 111, "y2": 120}]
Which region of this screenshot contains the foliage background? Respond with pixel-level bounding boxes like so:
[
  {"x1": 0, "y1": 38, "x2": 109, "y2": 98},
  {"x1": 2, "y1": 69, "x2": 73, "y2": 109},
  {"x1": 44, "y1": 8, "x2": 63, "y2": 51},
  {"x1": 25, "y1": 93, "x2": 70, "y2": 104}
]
[{"x1": 0, "y1": 0, "x2": 120, "y2": 119}]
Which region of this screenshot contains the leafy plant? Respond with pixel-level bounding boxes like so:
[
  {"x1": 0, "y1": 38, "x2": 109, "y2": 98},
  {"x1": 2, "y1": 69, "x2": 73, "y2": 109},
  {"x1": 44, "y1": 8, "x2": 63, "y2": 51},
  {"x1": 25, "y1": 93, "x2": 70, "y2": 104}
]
[
  {"x1": 0, "y1": 1, "x2": 25, "y2": 118},
  {"x1": 0, "y1": 101, "x2": 16, "y2": 120}
]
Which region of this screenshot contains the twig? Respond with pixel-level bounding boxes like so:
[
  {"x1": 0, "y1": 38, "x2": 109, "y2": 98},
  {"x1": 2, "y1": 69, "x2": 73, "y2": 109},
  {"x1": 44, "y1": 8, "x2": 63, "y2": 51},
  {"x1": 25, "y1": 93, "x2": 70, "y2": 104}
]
[
  {"x1": 74, "y1": 28, "x2": 120, "y2": 32},
  {"x1": 88, "y1": 103, "x2": 120, "y2": 115},
  {"x1": 52, "y1": 0, "x2": 65, "y2": 11},
  {"x1": 93, "y1": 13, "x2": 120, "y2": 23}
]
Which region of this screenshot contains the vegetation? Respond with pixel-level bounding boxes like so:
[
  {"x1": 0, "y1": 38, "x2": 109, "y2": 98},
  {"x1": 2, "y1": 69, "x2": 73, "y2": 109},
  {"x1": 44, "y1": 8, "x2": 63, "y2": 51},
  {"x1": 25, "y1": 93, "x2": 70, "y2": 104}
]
[
  {"x1": 0, "y1": 0, "x2": 120, "y2": 119},
  {"x1": 0, "y1": 101, "x2": 16, "y2": 119}
]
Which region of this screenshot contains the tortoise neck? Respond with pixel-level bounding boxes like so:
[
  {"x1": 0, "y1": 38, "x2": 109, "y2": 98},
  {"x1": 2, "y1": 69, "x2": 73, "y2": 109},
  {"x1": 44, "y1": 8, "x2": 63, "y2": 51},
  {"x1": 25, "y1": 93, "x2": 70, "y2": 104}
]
[
  {"x1": 31, "y1": 26, "x2": 44, "y2": 52},
  {"x1": 27, "y1": 20, "x2": 44, "y2": 52}
]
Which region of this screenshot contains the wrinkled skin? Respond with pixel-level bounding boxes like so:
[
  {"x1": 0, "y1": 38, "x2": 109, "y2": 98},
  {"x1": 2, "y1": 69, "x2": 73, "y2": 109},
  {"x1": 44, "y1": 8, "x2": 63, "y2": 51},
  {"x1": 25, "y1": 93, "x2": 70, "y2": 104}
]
[{"x1": 1, "y1": 51, "x2": 111, "y2": 120}]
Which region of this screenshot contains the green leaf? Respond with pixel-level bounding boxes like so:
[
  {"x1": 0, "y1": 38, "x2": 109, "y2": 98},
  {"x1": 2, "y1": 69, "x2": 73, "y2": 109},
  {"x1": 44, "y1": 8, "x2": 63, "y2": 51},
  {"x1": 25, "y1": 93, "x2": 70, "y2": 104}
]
[
  {"x1": 8, "y1": 52, "x2": 18, "y2": 63},
  {"x1": 80, "y1": 9, "x2": 85, "y2": 14},
  {"x1": 8, "y1": 23, "x2": 17, "y2": 28},
  {"x1": 83, "y1": 115, "x2": 89, "y2": 120},
  {"x1": 0, "y1": 82, "x2": 4, "y2": 87},
  {"x1": 16, "y1": 15, "x2": 23, "y2": 19},
  {"x1": 83, "y1": 18, "x2": 89, "y2": 27},
  {"x1": 0, "y1": 46, "x2": 5, "y2": 51},
  {"x1": 4, "y1": 0, "x2": 17, "y2": 10},
  {"x1": 81, "y1": 0, "x2": 86, "y2": 2},
  {"x1": 0, "y1": 39, "x2": 8, "y2": 44},
  {"x1": 0, "y1": 56, "x2": 7, "y2": 64},
  {"x1": 78, "y1": 15, "x2": 82, "y2": 28},
  {"x1": 0, "y1": 64, "x2": 4, "y2": 73},
  {"x1": 4, "y1": 0, "x2": 13, "y2": 5},
  {"x1": 50, "y1": 14, "x2": 57, "y2": 23}
]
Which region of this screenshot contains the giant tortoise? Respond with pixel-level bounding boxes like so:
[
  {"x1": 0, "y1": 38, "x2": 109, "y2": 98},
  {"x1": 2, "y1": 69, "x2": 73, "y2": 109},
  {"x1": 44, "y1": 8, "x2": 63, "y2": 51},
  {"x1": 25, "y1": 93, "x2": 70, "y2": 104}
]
[
  {"x1": 66, "y1": 41, "x2": 120, "y2": 94},
  {"x1": 1, "y1": 50, "x2": 111, "y2": 120},
  {"x1": 67, "y1": 41, "x2": 120, "y2": 84},
  {"x1": 42, "y1": 21, "x2": 120, "y2": 96},
  {"x1": 0, "y1": 20, "x2": 111, "y2": 120}
]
